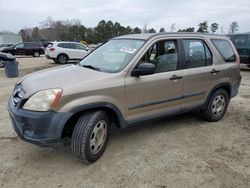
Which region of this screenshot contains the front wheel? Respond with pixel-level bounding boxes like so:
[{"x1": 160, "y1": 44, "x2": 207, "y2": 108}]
[
  {"x1": 71, "y1": 111, "x2": 110, "y2": 163},
  {"x1": 202, "y1": 89, "x2": 229, "y2": 122},
  {"x1": 33, "y1": 51, "x2": 40, "y2": 57}
]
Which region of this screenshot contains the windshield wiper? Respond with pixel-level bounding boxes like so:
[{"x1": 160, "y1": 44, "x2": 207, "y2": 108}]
[{"x1": 82, "y1": 64, "x2": 100, "y2": 71}]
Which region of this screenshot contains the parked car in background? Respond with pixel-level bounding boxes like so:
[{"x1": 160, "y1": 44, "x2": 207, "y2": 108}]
[
  {"x1": 88, "y1": 44, "x2": 97, "y2": 50},
  {"x1": 8, "y1": 33, "x2": 241, "y2": 163},
  {"x1": 45, "y1": 41, "x2": 89, "y2": 64},
  {"x1": 228, "y1": 33, "x2": 250, "y2": 67},
  {"x1": 0, "y1": 43, "x2": 15, "y2": 51},
  {"x1": 0, "y1": 52, "x2": 15, "y2": 68},
  {"x1": 1, "y1": 42, "x2": 44, "y2": 57}
]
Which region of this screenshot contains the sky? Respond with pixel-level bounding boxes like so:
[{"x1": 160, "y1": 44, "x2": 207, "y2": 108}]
[{"x1": 0, "y1": 0, "x2": 250, "y2": 34}]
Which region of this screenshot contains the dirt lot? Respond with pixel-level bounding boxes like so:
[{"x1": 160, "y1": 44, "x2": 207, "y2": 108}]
[{"x1": 0, "y1": 56, "x2": 250, "y2": 188}]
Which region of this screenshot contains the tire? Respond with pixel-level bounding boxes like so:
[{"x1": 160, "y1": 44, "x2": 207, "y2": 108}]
[
  {"x1": 53, "y1": 59, "x2": 59, "y2": 63},
  {"x1": 202, "y1": 89, "x2": 229, "y2": 122},
  {"x1": 71, "y1": 111, "x2": 110, "y2": 163},
  {"x1": 57, "y1": 54, "x2": 68, "y2": 64},
  {"x1": 33, "y1": 51, "x2": 40, "y2": 57}
]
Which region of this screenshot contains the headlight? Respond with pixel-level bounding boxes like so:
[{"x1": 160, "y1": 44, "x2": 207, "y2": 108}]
[{"x1": 23, "y1": 88, "x2": 62, "y2": 111}]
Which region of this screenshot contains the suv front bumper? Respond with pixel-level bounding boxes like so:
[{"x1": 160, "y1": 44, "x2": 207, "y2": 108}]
[{"x1": 8, "y1": 98, "x2": 72, "y2": 147}]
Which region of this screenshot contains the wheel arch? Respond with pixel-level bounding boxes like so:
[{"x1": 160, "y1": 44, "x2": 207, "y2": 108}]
[
  {"x1": 60, "y1": 102, "x2": 126, "y2": 139},
  {"x1": 57, "y1": 53, "x2": 69, "y2": 60},
  {"x1": 203, "y1": 82, "x2": 232, "y2": 109}
]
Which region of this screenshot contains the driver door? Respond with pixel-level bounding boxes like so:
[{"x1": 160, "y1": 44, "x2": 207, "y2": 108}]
[
  {"x1": 14, "y1": 43, "x2": 25, "y2": 55},
  {"x1": 125, "y1": 39, "x2": 184, "y2": 124}
]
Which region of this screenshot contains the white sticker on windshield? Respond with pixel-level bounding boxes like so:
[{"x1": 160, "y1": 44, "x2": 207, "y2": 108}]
[{"x1": 120, "y1": 47, "x2": 137, "y2": 54}]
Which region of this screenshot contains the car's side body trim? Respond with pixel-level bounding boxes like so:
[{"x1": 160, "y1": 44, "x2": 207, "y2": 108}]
[
  {"x1": 69, "y1": 102, "x2": 127, "y2": 129},
  {"x1": 128, "y1": 91, "x2": 205, "y2": 110},
  {"x1": 126, "y1": 104, "x2": 204, "y2": 126}
]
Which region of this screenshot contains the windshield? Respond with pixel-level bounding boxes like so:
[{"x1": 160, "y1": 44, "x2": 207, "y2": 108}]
[{"x1": 79, "y1": 39, "x2": 145, "y2": 73}]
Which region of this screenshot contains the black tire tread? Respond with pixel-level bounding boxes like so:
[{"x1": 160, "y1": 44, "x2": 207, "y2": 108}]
[
  {"x1": 71, "y1": 111, "x2": 109, "y2": 163},
  {"x1": 57, "y1": 54, "x2": 68, "y2": 64},
  {"x1": 202, "y1": 89, "x2": 229, "y2": 122}
]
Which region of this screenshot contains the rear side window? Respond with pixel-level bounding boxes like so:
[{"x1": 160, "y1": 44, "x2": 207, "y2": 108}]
[
  {"x1": 15, "y1": 43, "x2": 24, "y2": 48},
  {"x1": 212, "y1": 39, "x2": 236, "y2": 62},
  {"x1": 183, "y1": 39, "x2": 212, "y2": 68},
  {"x1": 58, "y1": 43, "x2": 71, "y2": 49}
]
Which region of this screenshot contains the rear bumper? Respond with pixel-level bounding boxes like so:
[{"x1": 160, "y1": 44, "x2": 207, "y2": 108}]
[
  {"x1": 8, "y1": 98, "x2": 72, "y2": 147},
  {"x1": 45, "y1": 54, "x2": 54, "y2": 59}
]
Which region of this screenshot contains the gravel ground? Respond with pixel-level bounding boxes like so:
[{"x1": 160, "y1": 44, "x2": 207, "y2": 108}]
[{"x1": 0, "y1": 56, "x2": 250, "y2": 188}]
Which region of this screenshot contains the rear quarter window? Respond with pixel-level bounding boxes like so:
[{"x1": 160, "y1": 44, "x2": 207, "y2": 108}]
[{"x1": 211, "y1": 39, "x2": 236, "y2": 62}]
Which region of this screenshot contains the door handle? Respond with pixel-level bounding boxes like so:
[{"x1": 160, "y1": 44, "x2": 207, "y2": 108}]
[
  {"x1": 170, "y1": 75, "x2": 183, "y2": 81},
  {"x1": 210, "y1": 69, "x2": 220, "y2": 74}
]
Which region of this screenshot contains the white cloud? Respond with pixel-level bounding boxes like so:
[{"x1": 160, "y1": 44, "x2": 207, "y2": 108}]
[{"x1": 0, "y1": 0, "x2": 249, "y2": 33}]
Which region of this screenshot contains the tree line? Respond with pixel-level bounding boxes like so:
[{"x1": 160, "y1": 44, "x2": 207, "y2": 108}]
[{"x1": 20, "y1": 17, "x2": 240, "y2": 44}]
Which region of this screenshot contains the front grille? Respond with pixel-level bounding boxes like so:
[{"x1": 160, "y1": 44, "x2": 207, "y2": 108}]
[{"x1": 12, "y1": 84, "x2": 25, "y2": 106}]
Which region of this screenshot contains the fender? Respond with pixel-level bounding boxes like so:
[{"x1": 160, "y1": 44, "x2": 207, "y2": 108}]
[
  {"x1": 203, "y1": 82, "x2": 232, "y2": 109},
  {"x1": 68, "y1": 102, "x2": 127, "y2": 129}
]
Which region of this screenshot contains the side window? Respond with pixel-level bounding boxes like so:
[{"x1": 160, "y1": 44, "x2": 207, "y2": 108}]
[
  {"x1": 212, "y1": 39, "x2": 236, "y2": 62},
  {"x1": 57, "y1": 43, "x2": 66, "y2": 48},
  {"x1": 140, "y1": 40, "x2": 178, "y2": 73},
  {"x1": 69, "y1": 43, "x2": 76, "y2": 49},
  {"x1": 15, "y1": 43, "x2": 24, "y2": 48},
  {"x1": 183, "y1": 39, "x2": 212, "y2": 68},
  {"x1": 58, "y1": 43, "x2": 71, "y2": 49},
  {"x1": 75, "y1": 44, "x2": 86, "y2": 50}
]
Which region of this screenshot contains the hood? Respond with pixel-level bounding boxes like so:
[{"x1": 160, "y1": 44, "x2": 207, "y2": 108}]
[
  {"x1": 1, "y1": 47, "x2": 13, "y2": 52},
  {"x1": 20, "y1": 64, "x2": 111, "y2": 97}
]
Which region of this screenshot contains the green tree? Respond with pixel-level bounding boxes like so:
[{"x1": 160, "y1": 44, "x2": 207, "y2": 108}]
[
  {"x1": 159, "y1": 28, "x2": 166, "y2": 32},
  {"x1": 148, "y1": 28, "x2": 156, "y2": 33},
  {"x1": 126, "y1": 26, "x2": 133, "y2": 34},
  {"x1": 178, "y1": 27, "x2": 195, "y2": 32},
  {"x1": 133, "y1": 27, "x2": 141, "y2": 34},
  {"x1": 31, "y1": 27, "x2": 40, "y2": 41},
  {"x1": 210, "y1": 23, "x2": 219, "y2": 33},
  {"x1": 229, "y1": 21, "x2": 239, "y2": 34},
  {"x1": 197, "y1": 21, "x2": 208, "y2": 33}
]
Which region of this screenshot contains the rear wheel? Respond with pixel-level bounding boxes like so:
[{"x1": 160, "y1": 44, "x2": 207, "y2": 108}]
[
  {"x1": 57, "y1": 54, "x2": 68, "y2": 64},
  {"x1": 202, "y1": 89, "x2": 229, "y2": 122},
  {"x1": 33, "y1": 51, "x2": 40, "y2": 57},
  {"x1": 71, "y1": 111, "x2": 110, "y2": 163}
]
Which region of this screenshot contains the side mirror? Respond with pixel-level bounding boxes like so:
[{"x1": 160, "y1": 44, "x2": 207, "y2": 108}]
[{"x1": 131, "y1": 63, "x2": 155, "y2": 77}]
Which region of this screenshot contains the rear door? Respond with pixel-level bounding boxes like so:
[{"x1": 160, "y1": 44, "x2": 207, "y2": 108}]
[
  {"x1": 69, "y1": 43, "x2": 88, "y2": 59},
  {"x1": 180, "y1": 38, "x2": 216, "y2": 110},
  {"x1": 57, "y1": 43, "x2": 71, "y2": 58},
  {"x1": 125, "y1": 39, "x2": 184, "y2": 123}
]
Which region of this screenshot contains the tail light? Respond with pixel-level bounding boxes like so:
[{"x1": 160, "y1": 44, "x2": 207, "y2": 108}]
[{"x1": 49, "y1": 48, "x2": 55, "y2": 51}]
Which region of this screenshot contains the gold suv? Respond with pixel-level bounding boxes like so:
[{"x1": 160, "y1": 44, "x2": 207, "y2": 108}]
[{"x1": 8, "y1": 33, "x2": 241, "y2": 163}]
